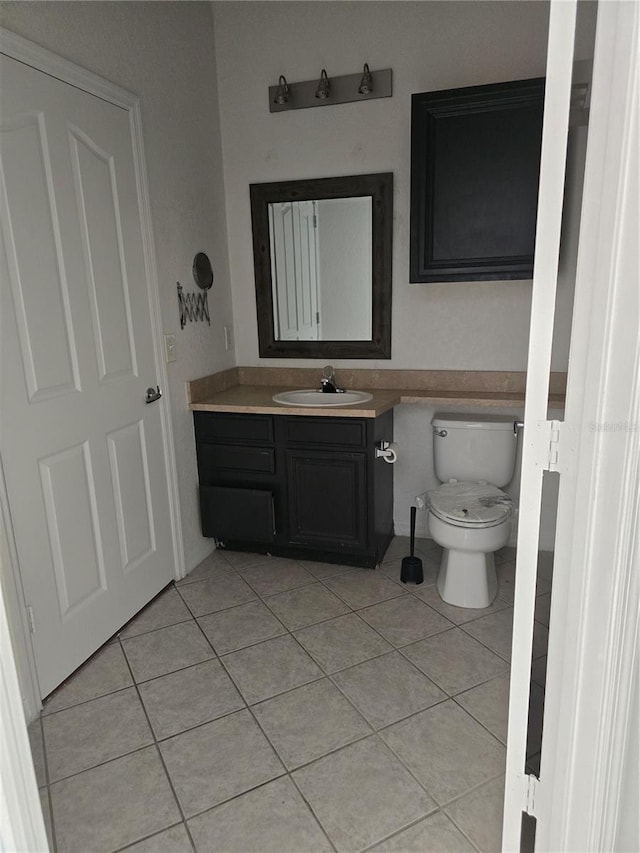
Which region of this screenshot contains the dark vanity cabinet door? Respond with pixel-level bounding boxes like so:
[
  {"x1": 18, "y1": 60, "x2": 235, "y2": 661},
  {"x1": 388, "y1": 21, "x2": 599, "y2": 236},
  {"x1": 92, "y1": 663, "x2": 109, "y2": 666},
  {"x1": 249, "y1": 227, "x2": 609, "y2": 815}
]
[
  {"x1": 282, "y1": 412, "x2": 394, "y2": 565},
  {"x1": 194, "y1": 412, "x2": 277, "y2": 545},
  {"x1": 193, "y1": 409, "x2": 394, "y2": 567},
  {"x1": 286, "y1": 450, "x2": 367, "y2": 551},
  {"x1": 282, "y1": 415, "x2": 371, "y2": 557}
]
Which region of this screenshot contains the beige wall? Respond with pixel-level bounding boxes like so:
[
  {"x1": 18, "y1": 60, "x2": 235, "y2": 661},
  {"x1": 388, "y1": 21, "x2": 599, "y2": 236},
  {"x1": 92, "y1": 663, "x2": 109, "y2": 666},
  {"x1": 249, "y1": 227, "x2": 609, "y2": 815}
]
[{"x1": 1, "y1": 1, "x2": 234, "y2": 570}]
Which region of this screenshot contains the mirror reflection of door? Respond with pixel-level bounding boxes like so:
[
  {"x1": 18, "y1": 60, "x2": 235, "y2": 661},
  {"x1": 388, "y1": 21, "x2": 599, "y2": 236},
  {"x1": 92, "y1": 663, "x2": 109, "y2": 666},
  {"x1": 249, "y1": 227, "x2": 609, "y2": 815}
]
[
  {"x1": 269, "y1": 196, "x2": 372, "y2": 341},
  {"x1": 269, "y1": 200, "x2": 319, "y2": 340}
]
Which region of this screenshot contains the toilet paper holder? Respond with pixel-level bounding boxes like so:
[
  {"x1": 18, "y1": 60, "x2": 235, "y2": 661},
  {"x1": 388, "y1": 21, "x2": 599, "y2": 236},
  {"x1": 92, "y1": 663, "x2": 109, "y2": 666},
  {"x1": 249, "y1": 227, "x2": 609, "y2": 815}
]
[{"x1": 375, "y1": 440, "x2": 398, "y2": 464}]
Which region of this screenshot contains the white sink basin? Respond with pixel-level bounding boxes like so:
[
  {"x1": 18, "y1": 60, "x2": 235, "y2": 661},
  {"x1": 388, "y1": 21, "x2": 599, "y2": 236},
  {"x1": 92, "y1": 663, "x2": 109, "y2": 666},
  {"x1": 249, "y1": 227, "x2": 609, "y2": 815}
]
[{"x1": 272, "y1": 389, "x2": 373, "y2": 407}]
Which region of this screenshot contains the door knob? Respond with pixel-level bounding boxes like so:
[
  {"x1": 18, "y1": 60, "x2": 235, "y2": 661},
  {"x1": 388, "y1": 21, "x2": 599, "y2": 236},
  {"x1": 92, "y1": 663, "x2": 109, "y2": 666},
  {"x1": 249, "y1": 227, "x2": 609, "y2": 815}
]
[{"x1": 145, "y1": 385, "x2": 162, "y2": 404}]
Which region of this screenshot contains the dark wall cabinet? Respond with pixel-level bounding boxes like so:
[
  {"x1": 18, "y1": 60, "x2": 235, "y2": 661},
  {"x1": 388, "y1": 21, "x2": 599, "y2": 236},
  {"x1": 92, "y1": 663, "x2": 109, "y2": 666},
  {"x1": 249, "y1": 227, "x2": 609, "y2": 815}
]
[
  {"x1": 194, "y1": 410, "x2": 394, "y2": 568},
  {"x1": 410, "y1": 77, "x2": 545, "y2": 283}
]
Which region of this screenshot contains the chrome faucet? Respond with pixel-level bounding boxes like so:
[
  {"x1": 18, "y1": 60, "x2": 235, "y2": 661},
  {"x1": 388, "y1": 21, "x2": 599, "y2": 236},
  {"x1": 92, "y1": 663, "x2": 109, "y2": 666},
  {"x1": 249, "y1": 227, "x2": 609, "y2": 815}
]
[{"x1": 320, "y1": 364, "x2": 345, "y2": 393}]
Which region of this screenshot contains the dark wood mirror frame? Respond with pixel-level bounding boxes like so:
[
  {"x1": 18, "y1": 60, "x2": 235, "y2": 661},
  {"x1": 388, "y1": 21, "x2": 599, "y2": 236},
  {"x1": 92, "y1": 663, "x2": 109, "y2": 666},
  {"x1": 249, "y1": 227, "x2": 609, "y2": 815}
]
[{"x1": 250, "y1": 172, "x2": 393, "y2": 359}]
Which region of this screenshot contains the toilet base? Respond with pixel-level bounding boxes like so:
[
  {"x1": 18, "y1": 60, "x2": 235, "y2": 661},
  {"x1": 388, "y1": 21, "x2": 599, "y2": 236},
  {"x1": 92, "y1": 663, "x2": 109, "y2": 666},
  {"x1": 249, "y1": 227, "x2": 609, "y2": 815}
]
[
  {"x1": 428, "y1": 509, "x2": 510, "y2": 609},
  {"x1": 436, "y1": 548, "x2": 498, "y2": 609}
]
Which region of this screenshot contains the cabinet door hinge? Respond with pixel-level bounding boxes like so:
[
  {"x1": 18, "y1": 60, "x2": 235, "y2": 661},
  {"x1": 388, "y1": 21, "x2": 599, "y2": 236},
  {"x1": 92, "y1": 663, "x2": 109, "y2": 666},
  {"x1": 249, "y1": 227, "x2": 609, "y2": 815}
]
[{"x1": 26, "y1": 605, "x2": 35, "y2": 634}]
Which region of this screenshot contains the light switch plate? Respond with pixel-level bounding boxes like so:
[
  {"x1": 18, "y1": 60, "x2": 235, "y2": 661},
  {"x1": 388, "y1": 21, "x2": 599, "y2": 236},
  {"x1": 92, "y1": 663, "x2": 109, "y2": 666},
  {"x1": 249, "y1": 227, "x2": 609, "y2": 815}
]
[{"x1": 164, "y1": 333, "x2": 176, "y2": 363}]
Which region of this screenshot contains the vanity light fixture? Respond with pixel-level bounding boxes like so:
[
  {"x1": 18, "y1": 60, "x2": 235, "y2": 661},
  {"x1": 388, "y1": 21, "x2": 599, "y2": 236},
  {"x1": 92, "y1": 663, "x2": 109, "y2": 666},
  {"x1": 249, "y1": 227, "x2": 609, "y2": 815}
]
[
  {"x1": 358, "y1": 63, "x2": 373, "y2": 95},
  {"x1": 315, "y1": 69, "x2": 331, "y2": 100},
  {"x1": 274, "y1": 75, "x2": 289, "y2": 105},
  {"x1": 269, "y1": 64, "x2": 392, "y2": 112}
]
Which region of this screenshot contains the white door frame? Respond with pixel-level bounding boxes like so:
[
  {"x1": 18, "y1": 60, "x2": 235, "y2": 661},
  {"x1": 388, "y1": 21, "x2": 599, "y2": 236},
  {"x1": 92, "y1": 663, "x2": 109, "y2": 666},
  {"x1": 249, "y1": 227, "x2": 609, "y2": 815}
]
[
  {"x1": 503, "y1": 0, "x2": 639, "y2": 849},
  {"x1": 0, "y1": 28, "x2": 185, "y2": 718},
  {"x1": 502, "y1": 0, "x2": 577, "y2": 843},
  {"x1": 534, "y1": 1, "x2": 639, "y2": 849}
]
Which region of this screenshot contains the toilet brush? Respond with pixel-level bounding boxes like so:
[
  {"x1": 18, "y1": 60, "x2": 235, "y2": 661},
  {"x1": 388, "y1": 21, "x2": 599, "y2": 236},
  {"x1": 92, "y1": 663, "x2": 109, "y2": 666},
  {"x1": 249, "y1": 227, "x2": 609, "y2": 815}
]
[{"x1": 401, "y1": 506, "x2": 423, "y2": 584}]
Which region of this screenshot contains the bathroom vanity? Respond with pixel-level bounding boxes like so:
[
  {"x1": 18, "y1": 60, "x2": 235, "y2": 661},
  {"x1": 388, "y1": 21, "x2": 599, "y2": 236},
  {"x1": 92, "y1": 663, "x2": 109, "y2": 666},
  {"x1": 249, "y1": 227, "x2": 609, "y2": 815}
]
[
  {"x1": 189, "y1": 366, "x2": 566, "y2": 567},
  {"x1": 194, "y1": 408, "x2": 394, "y2": 568}
]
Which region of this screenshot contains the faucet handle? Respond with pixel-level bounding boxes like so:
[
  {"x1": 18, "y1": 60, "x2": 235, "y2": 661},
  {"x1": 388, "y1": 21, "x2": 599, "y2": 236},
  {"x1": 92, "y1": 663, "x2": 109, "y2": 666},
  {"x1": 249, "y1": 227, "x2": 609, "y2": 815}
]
[
  {"x1": 320, "y1": 365, "x2": 345, "y2": 393},
  {"x1": 322, "y1": 365, "x2": 335, "y2": 382}
]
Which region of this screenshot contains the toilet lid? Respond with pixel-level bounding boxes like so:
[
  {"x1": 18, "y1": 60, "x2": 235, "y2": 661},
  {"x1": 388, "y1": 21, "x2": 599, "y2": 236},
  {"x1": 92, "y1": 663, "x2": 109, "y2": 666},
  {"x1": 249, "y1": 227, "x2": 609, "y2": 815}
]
[{"x1": 428, "y1": 482, "x2": 512, "y2": 526}]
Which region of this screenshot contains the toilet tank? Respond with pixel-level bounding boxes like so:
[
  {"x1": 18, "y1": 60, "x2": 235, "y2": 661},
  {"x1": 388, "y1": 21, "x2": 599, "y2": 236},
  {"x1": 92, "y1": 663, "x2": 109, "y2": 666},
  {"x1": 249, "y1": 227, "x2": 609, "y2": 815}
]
[{"x1": 432, "y1": 413, "x2": 518, "y2": 487}]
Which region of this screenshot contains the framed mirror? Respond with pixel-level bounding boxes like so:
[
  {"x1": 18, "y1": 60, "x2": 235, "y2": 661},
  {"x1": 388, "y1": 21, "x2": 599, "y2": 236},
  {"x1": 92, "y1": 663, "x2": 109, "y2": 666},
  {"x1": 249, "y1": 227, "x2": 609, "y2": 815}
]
[
  {"x1": 250, "y1": 172, "x2": 392, "y2": 358},
  {"x1": 192, "y1": 251, "x2": 214, "y2": 290}
]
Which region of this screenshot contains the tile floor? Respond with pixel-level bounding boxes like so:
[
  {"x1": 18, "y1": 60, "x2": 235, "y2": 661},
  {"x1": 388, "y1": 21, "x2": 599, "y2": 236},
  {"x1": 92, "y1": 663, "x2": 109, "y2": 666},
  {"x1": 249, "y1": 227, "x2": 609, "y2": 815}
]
[{"x1": 29, "y1": 538, "x2": 550, "y2": 853}]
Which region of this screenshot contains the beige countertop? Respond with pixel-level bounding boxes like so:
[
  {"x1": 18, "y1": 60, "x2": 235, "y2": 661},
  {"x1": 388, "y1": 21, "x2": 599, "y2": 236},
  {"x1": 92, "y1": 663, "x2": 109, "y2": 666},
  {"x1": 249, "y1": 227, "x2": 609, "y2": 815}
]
[
  {"x1": 190, "y1": 385, "x2": 398, "y2": 418},
  {"x1": 187, "y1": 368, "x2": 566, "y2": 418}
]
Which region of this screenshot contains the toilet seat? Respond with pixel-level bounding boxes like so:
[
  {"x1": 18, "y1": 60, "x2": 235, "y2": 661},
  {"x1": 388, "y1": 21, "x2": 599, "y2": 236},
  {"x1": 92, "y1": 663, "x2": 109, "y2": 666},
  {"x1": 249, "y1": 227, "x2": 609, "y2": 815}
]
[{"x1": 428, "y1": 482, "x2": 512, "y2": 529}]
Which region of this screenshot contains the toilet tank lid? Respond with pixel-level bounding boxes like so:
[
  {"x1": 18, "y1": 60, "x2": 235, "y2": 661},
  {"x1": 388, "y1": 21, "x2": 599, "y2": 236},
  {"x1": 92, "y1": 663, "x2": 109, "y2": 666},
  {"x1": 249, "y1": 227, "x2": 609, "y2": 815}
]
[{"x1": 432, "y1": 413, "x2": 517, "y2": 431}]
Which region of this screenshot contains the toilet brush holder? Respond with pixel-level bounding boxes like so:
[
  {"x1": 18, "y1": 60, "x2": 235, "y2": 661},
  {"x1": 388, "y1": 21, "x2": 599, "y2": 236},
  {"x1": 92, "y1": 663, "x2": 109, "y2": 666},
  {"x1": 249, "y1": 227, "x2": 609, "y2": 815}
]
[{"x1": 401, "y1": 506, "x2": 423, "y2": 584}]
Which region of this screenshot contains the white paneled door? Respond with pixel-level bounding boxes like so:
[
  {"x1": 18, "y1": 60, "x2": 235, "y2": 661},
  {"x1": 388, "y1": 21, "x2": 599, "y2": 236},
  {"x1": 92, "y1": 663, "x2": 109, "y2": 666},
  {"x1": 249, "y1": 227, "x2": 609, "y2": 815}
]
[{"x1": 0, "y1": 54, "x2": 175, "y2": 697}]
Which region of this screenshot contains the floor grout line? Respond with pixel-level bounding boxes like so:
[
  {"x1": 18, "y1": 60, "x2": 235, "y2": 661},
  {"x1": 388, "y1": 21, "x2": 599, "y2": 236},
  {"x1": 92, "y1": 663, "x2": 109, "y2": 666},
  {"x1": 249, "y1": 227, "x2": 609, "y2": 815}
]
[
  {"x1": 284, "y1": 776, "x2": 340, "y2": 853},
  {"x1": 113, "y1": 820, "x2": 192, "y2": 853},
  {"x1": 369, "y1": 726, "x2": 448, "y2": 811},
  {"x1": 443, "y1": 807, "x2": 487, "y2": 853},
  {"x1": 41, "y1": 682, "x2": 135, "y2": 719}
]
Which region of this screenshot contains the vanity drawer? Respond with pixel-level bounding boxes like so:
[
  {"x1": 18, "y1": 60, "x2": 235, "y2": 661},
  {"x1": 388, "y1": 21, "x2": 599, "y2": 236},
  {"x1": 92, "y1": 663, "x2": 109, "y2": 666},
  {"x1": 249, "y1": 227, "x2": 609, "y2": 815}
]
[
  {"x1": 198, "y1": 444, "x2": 275, "y2": 477},
  {"x1": 194, "y1": 412, "x2": 274, "y2": 445},
  {"x1": 284, "y1": 416, "x2": 367, "y2": 449},
  {"x1": 200, "y1": 486, "x2": 275, "y2": 542}
]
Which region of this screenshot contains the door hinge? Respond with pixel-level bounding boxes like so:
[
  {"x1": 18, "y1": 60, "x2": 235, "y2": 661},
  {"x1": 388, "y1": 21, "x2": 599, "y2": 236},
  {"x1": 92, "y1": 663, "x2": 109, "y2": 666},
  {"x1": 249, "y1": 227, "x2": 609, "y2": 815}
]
[
  {"x1": 547, "y1": 419, "x2": 562, "y2": 472},
  {"x1": 525, "y1": 773, "x2": 540, "y2": 817},
  {"x1": 26, "y1": 605, "x2": 35, "y2": 634},
  {"x1": 313, "y1": 214, "x2": 317, "y2": 228},
  {"x1": 316, "y1": 311, "x2": 320, "y2": 324},
  {"x1": 535, "y1": 419, "x2": 569, "y2": 474}
]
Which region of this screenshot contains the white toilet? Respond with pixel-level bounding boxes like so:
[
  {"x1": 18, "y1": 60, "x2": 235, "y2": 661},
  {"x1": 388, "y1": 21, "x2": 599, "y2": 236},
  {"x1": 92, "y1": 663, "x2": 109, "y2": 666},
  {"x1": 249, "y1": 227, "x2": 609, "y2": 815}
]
[{"x1": 428, "y1": 413, "x2": 518, "y2": 608}]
